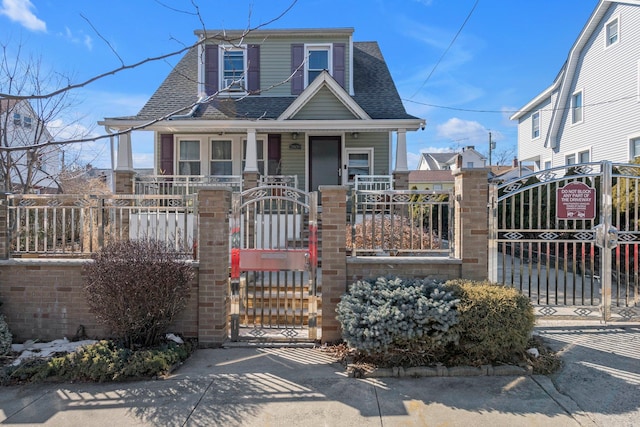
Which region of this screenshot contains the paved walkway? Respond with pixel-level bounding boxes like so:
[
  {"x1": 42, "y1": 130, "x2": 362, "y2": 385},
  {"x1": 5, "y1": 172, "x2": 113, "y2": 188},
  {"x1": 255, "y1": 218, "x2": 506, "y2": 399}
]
[{"x1": 0, "y1": 320, "x2": 637, "y2": 426}]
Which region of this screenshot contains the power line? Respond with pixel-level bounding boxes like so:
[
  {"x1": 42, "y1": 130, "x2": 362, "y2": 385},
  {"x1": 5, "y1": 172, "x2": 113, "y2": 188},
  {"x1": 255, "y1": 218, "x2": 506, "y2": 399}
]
[
  {"x1": 410, "y1": 0, "x2": 480, "y2": 99},
  {"x1": 403, "y1": 93, "x2": 639, "y2": 114}
]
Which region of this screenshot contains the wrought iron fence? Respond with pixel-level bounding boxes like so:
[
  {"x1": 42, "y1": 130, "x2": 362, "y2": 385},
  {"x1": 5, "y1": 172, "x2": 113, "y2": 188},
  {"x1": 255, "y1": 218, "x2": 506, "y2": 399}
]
[
  {"x1": 349, "y1": 189, "x2": 453, "y2": 256},
  {"x1": 134, "y1": 174, "x2": 242, "y2": 195},
  {"x1": 7, "y1": 193, "x2": 197, "y2": 258},
  {"x1": 353, "y1": 174, "x2": 394, "y2": 191}
]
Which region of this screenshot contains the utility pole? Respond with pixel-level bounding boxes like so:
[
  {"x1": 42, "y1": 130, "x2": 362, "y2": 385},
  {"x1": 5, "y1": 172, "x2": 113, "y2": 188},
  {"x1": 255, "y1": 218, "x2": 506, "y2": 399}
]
[{"x1": 488, "y1": 131, "x2": 494, "y2": 166}]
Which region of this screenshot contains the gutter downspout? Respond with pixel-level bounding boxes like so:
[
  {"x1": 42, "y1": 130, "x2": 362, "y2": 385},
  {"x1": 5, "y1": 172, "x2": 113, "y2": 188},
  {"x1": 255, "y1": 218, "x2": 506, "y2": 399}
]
[{"x1": 168, "y1": 94, "x2": 207, "y2": 120}]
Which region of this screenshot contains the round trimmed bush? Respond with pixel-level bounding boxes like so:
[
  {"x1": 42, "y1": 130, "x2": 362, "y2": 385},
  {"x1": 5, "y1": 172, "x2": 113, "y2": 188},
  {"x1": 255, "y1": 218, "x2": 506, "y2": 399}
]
[
  {"x1": 336, "y1": 276, "x2": 459, "y2": 357},
  {"x1": 446, "y1": 279, "x2": 535, "y2": 364}
]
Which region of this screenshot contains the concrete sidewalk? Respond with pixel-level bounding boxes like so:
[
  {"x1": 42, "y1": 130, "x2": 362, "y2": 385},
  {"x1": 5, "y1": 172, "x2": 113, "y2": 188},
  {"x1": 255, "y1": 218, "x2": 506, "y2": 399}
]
[{"x1": 0, "y1": 321, "x2": 636, "y2": 426}]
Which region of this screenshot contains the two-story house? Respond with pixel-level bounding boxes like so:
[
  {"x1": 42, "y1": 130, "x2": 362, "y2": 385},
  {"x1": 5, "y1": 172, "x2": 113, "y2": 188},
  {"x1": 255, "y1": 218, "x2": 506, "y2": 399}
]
[
  {"x1": 0, "y1": 99, "x2": 59, "y2": 193},
  {"x1": 511, "y1": 0, "x2": 640, "y2": 170},
  {"x1": 417, "y1": 146, "x2": 486, "y2": 170},
  {"x1": 99, "y1": 28, "x2": 424, "y2": 193}
]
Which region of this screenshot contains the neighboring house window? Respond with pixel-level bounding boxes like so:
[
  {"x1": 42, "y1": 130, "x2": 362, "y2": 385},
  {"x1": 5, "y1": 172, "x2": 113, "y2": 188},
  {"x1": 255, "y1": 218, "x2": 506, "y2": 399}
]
[
  {"x1": 221, "y1": 47, "x2": 246, "y2": 92},
  {"x1": 572, "y1": 90, "x2": 583, "y2": 124},
  {"x1": 23, "y1": 116, "x2": 32, "y2": 129},
  {"x1": 467, "y1": 162, "x2": 474, "y2": 168},
  {"x1": 565, "y1": 154, "x2": 576, "y2": 165},
  {"x1": 210, "y1": 140, "x2": 233, "y2": 175},
  {"x1": 606, "y1": 17, "x2": 619, "y2": 47},
  {"x1": 305, "y1": 45, "x2": 331, "y2": 87},
  {"x1": 532, "y1": 111, "x2": 540, "y2": 139},
  {"x1": 178, "y1": 140, "x2": 201, "y2": 175},
  {"x1": 433, "y1": 183, "x2": 443, "y2": 190},
  {"x1": 632, "y1": 138, "x2": 640, "y2": 158},
  {"x1": 544, "y1": 160, "x2": 552, "y2": 170},
  {"x1": 242, "y1": 140, "x2": 265, "y2": 175},
  {"x1": 13, "y1": 113, "x2": 21, "y2": 125},
  {"x1": 578, "y1": 150, "x2": 590, "y2": 163}
]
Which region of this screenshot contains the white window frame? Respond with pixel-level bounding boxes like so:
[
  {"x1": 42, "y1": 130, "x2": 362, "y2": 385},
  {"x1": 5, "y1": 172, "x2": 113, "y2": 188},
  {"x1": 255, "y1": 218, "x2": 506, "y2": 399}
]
[
  {"x1": 23, "y1": 116, "x2": 32, "y2": 129},
  {"x1": 571, "y1": 89, "x2": 584, "y2": 125},
  {"x1": 13, "y1": 113, "x2": 21, "y2": 126},
  {"x1": 578, "y1": 149, "x2": 590, "y2": 164},
  {"x1": 605, "y1": 15, "x2": 620, "y2": 48},
  {"x1": 344, "y1": 147, "x2": 374, "y2": 185},
  {"x1": 177, "y1": 139, "x2": 203, "y2": 176},
  {"x1": 219, "y1": 45, "x2": 247, "y2": 95},
  {"x1": 304, "y1": 44, "x2": 333, "y2": 88},
  {"x1": 565, "y1": 153, "x2": 576, "y2": 166},
  {"x1": 628, "y1": 132, "x2": 640, "y2": 160},
  {"x1": 543, "y1": 158, "x2": 552, "y2": 170},
  {"x1": 531, "y1": 111, "x2": 540, "y2": 139}
]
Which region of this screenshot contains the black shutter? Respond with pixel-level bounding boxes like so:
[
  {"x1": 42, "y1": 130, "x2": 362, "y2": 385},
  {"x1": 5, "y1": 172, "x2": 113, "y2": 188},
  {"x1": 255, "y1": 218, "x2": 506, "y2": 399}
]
[
  {"x1": 247, "y1": 44, "x2": 260, "y2": 94},
  {"x1": 333, "y1": 43, "x2": 345, "y2": 88},
  {"x1": 205, "y1": 45, "x2": 219, "y2": 95},
  {"x1": 291, "y1": 44, "x2": 304, "y2": 95}
]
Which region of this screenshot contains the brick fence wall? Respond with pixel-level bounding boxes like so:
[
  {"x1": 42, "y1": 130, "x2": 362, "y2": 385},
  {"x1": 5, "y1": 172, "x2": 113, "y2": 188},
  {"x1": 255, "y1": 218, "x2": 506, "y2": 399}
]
[{"x1": 0, "y1": 170, "x2": 489, "y2": 344}]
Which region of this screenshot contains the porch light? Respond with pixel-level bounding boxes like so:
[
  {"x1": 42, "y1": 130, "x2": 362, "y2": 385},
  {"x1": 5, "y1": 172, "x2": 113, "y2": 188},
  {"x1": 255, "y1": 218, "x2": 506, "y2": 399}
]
[
  {"x1": 292, "y1": 132, "x2": 299, "y2": 140},
  {"x1": 352, "y1": 132, "x2": 359, "y2": 139}
]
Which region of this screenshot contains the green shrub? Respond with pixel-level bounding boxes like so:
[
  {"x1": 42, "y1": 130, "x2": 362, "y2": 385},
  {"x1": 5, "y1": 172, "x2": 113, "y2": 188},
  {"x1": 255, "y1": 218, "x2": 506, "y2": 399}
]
[
  {"x1": 9, "y1": 340, "x2": 193, "y2": 383},
  {"x1": 445, "y1": 279, "x2": 535, "y2": 365},
  {"x1": 336, "y1": 277, "x2": 459, "y2": 357},
  {"x1": 83, "y1": 239, "x2": 194, "y2": 348}
]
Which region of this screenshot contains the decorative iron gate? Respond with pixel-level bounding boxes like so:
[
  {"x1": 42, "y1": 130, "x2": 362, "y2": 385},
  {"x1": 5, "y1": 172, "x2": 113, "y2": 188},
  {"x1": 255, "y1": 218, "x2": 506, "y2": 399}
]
[
  {"x1": 230, "y1": 185, "x2": 318, "y2": 342},
  {"x1": 489, "y1": 161, "x2": 640, "y2": 321}
]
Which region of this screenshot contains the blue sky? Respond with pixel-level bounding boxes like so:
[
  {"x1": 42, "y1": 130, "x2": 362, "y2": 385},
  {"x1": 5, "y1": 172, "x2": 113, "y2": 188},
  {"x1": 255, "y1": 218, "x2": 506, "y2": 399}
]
[{"x1": 0, "y1": 0, "x2": 598, "y2": 169}]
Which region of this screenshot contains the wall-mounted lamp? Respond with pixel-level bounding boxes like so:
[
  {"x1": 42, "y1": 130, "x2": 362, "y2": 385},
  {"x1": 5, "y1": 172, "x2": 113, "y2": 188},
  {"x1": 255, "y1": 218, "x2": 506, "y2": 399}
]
[
  {"x1": 352, "y1": 132, "x2": 359, "y2": 139},
  {"x1": 291, "y1": 132, "x2": 299, "y2": 140}
]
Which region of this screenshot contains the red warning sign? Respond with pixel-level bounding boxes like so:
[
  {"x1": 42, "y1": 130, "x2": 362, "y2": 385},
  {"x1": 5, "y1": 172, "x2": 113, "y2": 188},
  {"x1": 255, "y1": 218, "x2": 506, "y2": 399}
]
[{"x1": 556, "y1": 181, "x2": 596, "y2": 220}]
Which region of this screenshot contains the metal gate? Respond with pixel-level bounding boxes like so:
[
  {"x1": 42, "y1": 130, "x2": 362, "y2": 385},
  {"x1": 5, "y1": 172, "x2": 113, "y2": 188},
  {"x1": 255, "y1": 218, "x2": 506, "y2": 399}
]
[
  {"x1": 489, "y1": 161, "x2": 640, "y2": 321},
  {"x1": 229, "y1": 185, "x2": 318, "y2": 342}
]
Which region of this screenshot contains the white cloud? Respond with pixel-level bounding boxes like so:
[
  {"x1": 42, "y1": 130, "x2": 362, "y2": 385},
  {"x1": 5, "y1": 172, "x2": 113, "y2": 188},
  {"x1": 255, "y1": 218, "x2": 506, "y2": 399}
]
[
  {"x1": 84, "y1": 35, "x2": 93, "y2": 51},
  {"x1": 436, "y1": 118, "x2": 504, "y2": 146},
  {"x1": 0, "y1": 0, "x2": 46, "y2": 32},
  {"x1": 60, "y1": 26, "x2": 93, "y2": 51}
]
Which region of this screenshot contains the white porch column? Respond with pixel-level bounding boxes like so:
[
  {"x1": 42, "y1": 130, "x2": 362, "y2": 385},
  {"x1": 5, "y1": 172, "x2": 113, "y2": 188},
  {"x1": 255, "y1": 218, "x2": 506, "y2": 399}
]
[
  {"x1": 244, "y1": 129, "x2": 259, "y2": 172},
  {"x1": 394, "y1": 129, "x2": 408, "y2": 172},
  {"x1": 115, "y1": 132, "x2": 134, "y2": 171}
]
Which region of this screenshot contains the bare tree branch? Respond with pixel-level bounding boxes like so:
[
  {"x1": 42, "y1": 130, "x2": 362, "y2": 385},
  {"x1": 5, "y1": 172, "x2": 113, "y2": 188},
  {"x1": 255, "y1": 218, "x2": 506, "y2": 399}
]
[{"x1": 81, "y1": 13, "x2": 125, "y2": 66}]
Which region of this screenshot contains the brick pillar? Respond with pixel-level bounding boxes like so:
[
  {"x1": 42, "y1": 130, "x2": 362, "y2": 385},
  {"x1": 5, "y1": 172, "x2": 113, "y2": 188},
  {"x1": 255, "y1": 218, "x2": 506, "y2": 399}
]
[
  {"x1": 0, "y1": 193, "x2": 8, "y2": 259},
  {"x1": 393, "y1": 170, "x2": 410, "y2": 190},
  {"x1": 453, "y1": 167, "x2": 489, "y2": 281},
  {"x1": 243, "y1": 171, "x2": 259, "y2": 190},
  {"x1": 114, "y1": 170, "x2": 135, "y2": 195},
  {"x1": 319, "y1": 185, "x2": 348, "y2": 344},
  {"x1": 197, "y1": 188, "x2": 231, "y2": 347}
]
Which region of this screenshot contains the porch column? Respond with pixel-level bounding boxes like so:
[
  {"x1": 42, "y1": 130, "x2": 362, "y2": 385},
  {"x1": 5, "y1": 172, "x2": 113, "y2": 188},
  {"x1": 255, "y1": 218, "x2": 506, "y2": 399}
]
[
  {"x1": 394, "y1": 129, "x2": 408, "y2": 172},
  {"x1": 116, "y1": 132, "x2": 133, "y2": 171},
  {"x1": 243, "y1": 129, "x2": 260, "y2": 190},
  {"x1": 393, "y1": 129, "x2": 409, "y2": 189}
]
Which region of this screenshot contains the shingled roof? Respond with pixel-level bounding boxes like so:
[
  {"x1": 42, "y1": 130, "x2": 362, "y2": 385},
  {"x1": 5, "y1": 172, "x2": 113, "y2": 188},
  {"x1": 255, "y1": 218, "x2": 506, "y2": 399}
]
[{"x1": 112, "y1": 39, "x2": 418, "y2": 122}]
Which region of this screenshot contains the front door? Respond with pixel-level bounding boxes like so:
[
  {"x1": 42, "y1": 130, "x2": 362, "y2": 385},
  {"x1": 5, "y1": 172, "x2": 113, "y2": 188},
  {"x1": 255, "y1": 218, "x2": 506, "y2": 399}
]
[{"x1": 309, "y1": 136, "x2": 341, "y2": 193}]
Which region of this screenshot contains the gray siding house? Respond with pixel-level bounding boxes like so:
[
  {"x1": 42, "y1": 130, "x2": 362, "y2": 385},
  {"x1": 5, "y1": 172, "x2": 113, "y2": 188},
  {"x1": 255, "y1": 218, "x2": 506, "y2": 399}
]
[
  {"x1": 99, "y1": 28, "x2": 424, "y2": 192},
  {"x1": 511, "y1": 0, "x2": 640, "y2": 170}
]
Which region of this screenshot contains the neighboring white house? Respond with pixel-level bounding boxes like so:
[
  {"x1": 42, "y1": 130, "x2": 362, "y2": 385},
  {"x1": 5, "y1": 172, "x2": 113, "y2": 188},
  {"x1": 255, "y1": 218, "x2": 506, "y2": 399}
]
[
  {"x1": 511, "y1": 0, "x2": 640, "y2": 170},
  {"x1": 0, "y1": 99, "x2": 60, "y2": 192},
  {"x1": 417, "y1": 146, "x2": 487, "y2": 170}
]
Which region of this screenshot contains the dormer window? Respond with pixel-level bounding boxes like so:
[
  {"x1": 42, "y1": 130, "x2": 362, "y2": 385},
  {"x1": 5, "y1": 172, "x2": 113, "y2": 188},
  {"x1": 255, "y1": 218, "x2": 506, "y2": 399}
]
[
  {"x1": 221, "y1": 47, "x2": 246, "y2": 93},
  {"x1": 305, "y1": 45, "x2": 331, "y2": 86}
]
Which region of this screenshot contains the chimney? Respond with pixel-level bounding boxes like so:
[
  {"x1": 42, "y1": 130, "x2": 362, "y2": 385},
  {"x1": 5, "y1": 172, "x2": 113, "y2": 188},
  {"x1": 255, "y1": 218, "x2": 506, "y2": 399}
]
[{"x1": 512, "y1": 157, "x2": 518, "y2": 168}]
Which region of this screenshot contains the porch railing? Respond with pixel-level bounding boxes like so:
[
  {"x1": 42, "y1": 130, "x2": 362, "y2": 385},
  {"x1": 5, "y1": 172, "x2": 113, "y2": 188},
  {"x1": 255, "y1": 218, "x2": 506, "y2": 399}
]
[
  {"x1": 259, "y1": 175, "x2": 299, "y2": 188},
  {"x1": 349, "y1": 189, "x2": 453, "y2": 256},
  {"x1": 353, "y1": 174, "x2": 394, "y2": 191},
  {"x1": 7, "y1": 193, "x2": 197, "y2": 258},
  {"x1": 134, "y1": 174, "x2": 242, "y2": 195}
]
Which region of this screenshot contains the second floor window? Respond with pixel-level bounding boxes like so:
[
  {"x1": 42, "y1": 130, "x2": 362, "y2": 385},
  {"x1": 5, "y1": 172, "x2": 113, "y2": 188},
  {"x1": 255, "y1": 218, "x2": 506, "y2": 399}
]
[
  {"x1": 572, "y1": 90, "x2": 583, "y2": 124},
  {"x1": 306, "y1": 45, "x2": 331, "y2": 86},
  {"x1": 532, "y1": 111, "x2": 540, "y2": 139},
  {"x1": 222, "y1": 48, "x2": 246, "y2": 92}
]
